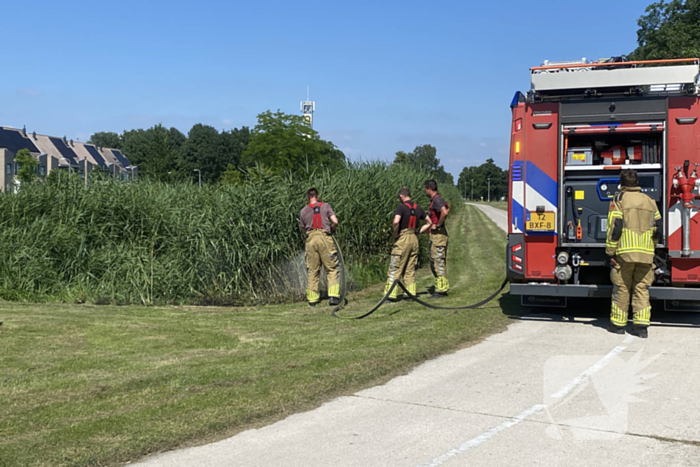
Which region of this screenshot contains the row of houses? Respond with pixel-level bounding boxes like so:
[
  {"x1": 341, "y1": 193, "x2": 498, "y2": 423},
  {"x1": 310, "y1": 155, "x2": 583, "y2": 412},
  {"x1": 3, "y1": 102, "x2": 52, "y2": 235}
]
[{"x1": 0, "y1": 126, "x2": 136, "y2": 192}]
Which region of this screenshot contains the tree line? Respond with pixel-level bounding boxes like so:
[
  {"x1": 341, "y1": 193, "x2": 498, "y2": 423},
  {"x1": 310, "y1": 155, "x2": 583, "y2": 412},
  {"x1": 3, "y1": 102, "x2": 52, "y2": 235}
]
[
  {"x1": 457, "y1": 159, "x2": 507, "y2": 201},
  {"x1": 89, "y1": 110, "x2": 345, "y2": 184},
  {"x1": 391, "y1": 146, "x2": 510, "y2": 201},
  {"x1": 91, "y1": 114, "x2": 462, "y2": 187}
]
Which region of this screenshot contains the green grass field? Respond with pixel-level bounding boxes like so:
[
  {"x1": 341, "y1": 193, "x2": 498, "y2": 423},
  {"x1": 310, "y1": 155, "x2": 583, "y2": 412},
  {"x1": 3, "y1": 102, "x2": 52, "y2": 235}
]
[{"x1": 0, "y1": 205, "x2": 514, "y2": 467}]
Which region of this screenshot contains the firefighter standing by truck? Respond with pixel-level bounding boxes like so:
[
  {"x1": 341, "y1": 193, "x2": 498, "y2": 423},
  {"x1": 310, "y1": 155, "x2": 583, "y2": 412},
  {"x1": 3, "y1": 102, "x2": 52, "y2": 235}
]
[
  {"x1": 384, "y1": 187, "x2": 432, "y2": 301},
  {"x1": 606, "y1": 169, "x2": 662, "y2": 338},
  {"x1": 424, "y1": 180, "x2": 450, "y2": 298},
  {"x1": 299, "y1": 188, "x2": 341, "y2": 307}
]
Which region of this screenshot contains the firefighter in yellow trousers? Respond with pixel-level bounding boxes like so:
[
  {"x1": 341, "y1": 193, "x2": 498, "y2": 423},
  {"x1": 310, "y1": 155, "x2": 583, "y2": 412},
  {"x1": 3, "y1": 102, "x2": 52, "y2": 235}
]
[
  {"x1": 606, "y1": 169, "x2": 662, "y2": 338},
  {"x1": 384, "y1": 187, "x2": 432, "y2": 301},
  {"x1": 424, "y1": 179, "x2": 450, "y2": 298},
  {"x1": 299, "y1": 188, "x2": 341, "y2": 307}
]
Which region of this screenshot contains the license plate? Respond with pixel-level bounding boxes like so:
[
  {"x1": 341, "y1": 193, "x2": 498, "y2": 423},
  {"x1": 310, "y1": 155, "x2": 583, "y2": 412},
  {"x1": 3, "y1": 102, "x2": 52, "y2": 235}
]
[{"x1": 526, "y1": 212, "x2": 555, "y2": 231}]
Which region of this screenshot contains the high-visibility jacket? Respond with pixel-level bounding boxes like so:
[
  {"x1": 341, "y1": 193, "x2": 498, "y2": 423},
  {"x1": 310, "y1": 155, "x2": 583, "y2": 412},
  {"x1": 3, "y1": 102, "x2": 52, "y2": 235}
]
[{"x1": 605, "y1": 187, "x2": 662, "y2": 264}]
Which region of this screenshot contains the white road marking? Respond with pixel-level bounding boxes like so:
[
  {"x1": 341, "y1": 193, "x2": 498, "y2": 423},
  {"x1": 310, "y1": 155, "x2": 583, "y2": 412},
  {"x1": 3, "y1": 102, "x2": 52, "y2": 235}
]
[
  {"x1": 415, "y1": 335, "x2": 637, "y2": 467},
  {"x1": 416, "y1": 404, "x2": 547, "y2": 467},
  {"x1": 550, "y1": 343, "x2": 630, "y2": 399}
]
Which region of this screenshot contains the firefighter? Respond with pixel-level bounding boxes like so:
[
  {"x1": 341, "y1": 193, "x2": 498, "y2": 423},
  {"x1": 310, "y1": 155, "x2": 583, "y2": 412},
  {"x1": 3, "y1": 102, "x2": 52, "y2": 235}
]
[
  {"x1": 424, "y1": 179, "x2": 450, "y2": 298},
  {"x1": 299, "y1": 188, "x2": 341, "y2": 307},
  {"x1": 384, "y1": 187, "x2": 432, "y2": 301},
  {"x1": 606, "y1": 169, "x2": 662, "y2": 338}
]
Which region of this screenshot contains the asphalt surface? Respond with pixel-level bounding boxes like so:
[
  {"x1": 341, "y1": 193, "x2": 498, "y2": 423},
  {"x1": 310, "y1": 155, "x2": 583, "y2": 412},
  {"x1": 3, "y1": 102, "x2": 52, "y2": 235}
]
[
  {"x1": 132, "y1": 205, "x2": 700, "y2": 467},
  {"x1": 467, "y1": 203, "x2": 508, "y2": 232}
]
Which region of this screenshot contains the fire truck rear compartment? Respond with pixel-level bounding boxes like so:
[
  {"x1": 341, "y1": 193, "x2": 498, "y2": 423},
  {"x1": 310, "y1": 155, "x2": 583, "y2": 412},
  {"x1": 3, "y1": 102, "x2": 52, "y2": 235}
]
[
  {"x1": 561, "y1": 131, "x2": 664, "y2": 247},
  {"x1": 509, "y1": 58, "x2": 700, "y2": 305}
]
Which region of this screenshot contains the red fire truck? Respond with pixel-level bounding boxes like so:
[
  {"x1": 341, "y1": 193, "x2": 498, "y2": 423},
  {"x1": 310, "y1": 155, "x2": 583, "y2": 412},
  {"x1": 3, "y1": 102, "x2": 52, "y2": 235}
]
[{"x1": 507, "y1": 58, "x2": 700, "y2": 311}]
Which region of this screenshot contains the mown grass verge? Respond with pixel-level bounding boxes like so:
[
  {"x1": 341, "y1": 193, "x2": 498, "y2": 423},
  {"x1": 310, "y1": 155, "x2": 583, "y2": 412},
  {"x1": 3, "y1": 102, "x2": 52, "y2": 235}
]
[{"x1": 0, "y1": 205, "x2": 512, "y2": 467}]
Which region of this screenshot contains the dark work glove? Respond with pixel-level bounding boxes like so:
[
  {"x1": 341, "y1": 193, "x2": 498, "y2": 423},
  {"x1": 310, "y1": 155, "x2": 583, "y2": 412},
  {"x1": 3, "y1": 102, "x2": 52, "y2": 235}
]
[{"x1": 605, "y1": 255, "x2": 616, "y2": 268}]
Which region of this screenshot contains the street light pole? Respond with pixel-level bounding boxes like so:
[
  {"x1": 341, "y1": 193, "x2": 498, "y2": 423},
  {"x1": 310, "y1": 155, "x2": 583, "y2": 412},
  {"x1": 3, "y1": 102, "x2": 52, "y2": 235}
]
[
  {"x1": 487, "y1": 178, "x2": 491, "y2": 203},
  {"x1": 79, "y1": 159, "x2": 87, "y2": 189},
  {"x1": 194, "y1": 169, "x2": 201, "y2": 188},
  {"x1": 471, "y1": 179, "x2": 473, "y2": 202}
]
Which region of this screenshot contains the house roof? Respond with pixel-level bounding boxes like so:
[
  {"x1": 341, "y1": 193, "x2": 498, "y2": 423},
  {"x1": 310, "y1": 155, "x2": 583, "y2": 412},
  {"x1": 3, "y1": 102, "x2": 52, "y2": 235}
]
[
  {"x1": 0, "y1": 126, "x2": 131, "y2": 170},
  {"x1": 0, "y1": 127, "x2": 39, "y2": 154}
]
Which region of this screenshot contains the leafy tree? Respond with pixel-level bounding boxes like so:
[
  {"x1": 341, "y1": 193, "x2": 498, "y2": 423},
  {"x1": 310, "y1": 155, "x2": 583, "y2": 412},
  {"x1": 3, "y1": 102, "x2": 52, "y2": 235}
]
[
  {"x1": 393, "y1": 144, "x2": 441, "y2": 172},
  {"x1": 457, "y1": 166, "x2": 476, "y2": 199},
  {"x1": 168, "y1": 126, "x2": 187, "y2": 148},
  {"x1": 457, "y1": 159, "x2": 507, "y2": 201},
  {"x1": 393, "y1": 151, "x2": 412, "y2": 165},
  {"x1": 393, "y1": 144, "x2": 453, "y2": 185},
  {"x1": 88, "y1": 131, "x2": 122, "y2": 150},
  {"x1": 86, "y1": 124, "x2": 247, "y2": 183},
  {"x1": 412, "y1": 145, "x2": 441, "y2": 172},
  {"x1": 179, "y1": 124, "x2": 251, "y2": 183},
  {"x1": 178, "y1": 124, "x2": 225, "y2": 183},
  {"x1": 241, "y1": 110, "x2": 345, "y2": 174},
  {"x1": 218, "y1": 127, "x2": 250, "y2": 171},
  {"x1": 121, "y1": 124, "x2": 184, "y2": 181},
  {"x1": 15, "y1": 149, "x2": 38, "y2": 186},
  {"x1": 628, "y1": 0, "x2": 700, "y2": 60}
]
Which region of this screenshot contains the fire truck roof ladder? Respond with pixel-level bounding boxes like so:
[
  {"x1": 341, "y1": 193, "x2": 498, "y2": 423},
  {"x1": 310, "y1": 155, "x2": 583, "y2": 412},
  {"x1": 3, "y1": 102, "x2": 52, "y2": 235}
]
[{"x1": 530, "y1": 58, "x2": 700, "y2": 97}]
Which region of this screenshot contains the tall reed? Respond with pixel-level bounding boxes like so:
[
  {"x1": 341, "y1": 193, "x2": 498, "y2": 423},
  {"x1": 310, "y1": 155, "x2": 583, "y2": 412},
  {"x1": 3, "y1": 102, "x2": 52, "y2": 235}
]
[{"x1": 0, "y1": 163, "x2": 461, "y2": 305}]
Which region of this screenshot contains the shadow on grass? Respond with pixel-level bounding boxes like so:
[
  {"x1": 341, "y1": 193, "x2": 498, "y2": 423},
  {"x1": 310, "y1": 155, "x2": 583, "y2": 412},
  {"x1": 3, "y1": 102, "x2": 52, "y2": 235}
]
[{"x1": 498, "y1": 293, "x2": 700, "y2": 330}]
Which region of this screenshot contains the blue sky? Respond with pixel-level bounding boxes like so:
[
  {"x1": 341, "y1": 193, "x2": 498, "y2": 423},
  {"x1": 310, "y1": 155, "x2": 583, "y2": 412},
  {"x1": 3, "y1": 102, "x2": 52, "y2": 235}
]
[{"x1": 1, "y1": 0, "x2": 647, "y2": 178}]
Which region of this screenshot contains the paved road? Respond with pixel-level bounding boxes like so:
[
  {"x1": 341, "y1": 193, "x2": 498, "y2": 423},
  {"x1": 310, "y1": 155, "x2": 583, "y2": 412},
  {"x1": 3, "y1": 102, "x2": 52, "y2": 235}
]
[
  {"x1": 133, "y1": 205, "x2": 700, "y2": 467},
  {"x1": 467, "y1": 203, "x2": 508, "y2": 232}
]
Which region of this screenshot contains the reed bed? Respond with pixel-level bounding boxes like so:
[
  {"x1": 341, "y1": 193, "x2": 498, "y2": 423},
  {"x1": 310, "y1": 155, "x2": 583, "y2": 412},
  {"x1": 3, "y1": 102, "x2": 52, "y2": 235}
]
[{"x1": 0, "y1": 163, "x2": 460, "y2": 305}]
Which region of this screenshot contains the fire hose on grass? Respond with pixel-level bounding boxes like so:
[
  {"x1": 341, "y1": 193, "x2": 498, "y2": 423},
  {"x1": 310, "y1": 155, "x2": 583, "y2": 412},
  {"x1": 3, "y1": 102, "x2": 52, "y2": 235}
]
[{"x1": 330, "y1": 236, "x2": 509, "y2": 319}]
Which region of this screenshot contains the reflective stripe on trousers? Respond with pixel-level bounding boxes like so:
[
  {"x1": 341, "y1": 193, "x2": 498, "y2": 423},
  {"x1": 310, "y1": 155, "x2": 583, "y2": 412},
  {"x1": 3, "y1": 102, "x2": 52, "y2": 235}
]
[
  {"x1": 610, "y1": 261, "x2": 654, "y2": 327},
  {"x1": 429, "y1": 232, "x2": 449, "y2": 292}
]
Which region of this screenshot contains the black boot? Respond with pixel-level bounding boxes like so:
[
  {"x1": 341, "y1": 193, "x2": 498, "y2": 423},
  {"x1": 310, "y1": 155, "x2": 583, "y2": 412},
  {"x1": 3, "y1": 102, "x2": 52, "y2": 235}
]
[
  {"x1": 308, "y1": 301, "x2": 318, "y2": 307},
  {"x1": 632, "y1": 326, "x2": 648, "y2": 338},
  {"x1": 607, "y1": 323, "x2": 625, "y2": 335},
  {"x1": 328, "y1": 297, "x2": 342, "y2": 306}
]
